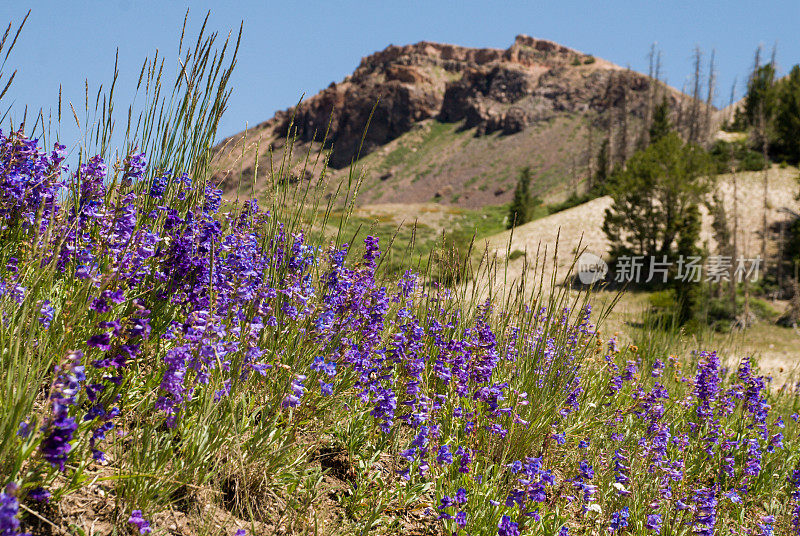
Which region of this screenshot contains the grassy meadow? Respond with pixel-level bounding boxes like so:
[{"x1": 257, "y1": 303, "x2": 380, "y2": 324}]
[{"x1": 2, "y1": 18, "x2": 800, "y2": 536}]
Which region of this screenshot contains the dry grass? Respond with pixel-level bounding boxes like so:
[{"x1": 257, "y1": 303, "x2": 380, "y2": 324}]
[
  {"x1": 486, "y1": 164, "x2": 800, "y2": 289},
  {"x1": 598, "y1": 290, "x2": 800, "y2": 382},
  {"x1": 474, "y1": 164, "x2": 800, "y2": 376}
]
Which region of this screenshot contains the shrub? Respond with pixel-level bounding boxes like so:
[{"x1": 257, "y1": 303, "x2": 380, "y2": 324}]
[
  {"x1": 740, "y1": 150, "x2": 767, "y2": 171},
  {"x1": 547, "y1": 191, "x2": 595, "y2": 214}
]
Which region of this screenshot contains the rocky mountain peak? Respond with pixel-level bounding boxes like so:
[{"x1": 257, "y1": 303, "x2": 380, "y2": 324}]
[
  {"x1": 256, "y1": 36, "x2": 669, "y2": 167},
  {"x1": 214, "y1": 36, "x2": 698, "y2": 204}
]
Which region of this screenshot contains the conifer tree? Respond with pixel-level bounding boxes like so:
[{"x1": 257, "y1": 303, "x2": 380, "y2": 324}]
[
  {"x1": 507, "y1": 167, "x2": 532, "y2": 229},
  {"x1": 603, "y1": 133, "x2": 713, "y2": 259},
  {"x1": 775, "y1": 65, "x2": 800, "y2": 163},
  {"x1": 648, "y1": 98, "x2": 671, "y2": 145},
  {"x1": 674, "y1": 203, "x2": 703, "y2": 324},
  {"x1": 744, "y1": 63, "x2": 777, "y2": 136},
  {"x1": 590, "y1": 139, "x2": 610, "y2": 193}
]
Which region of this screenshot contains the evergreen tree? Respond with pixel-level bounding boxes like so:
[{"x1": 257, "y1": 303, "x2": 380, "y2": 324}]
[
  {"x1": 775, "y1": 65, "x2": 800, "y2": 163},
  {"x1": 603, "y1": 132, "x2": 713, "y2": 260},
  {"x1": 787, "y1": 217, "x2": 800, "y2": 266},
  {"x1": 743, "y1": 63, "x2": 778, "y2": 129},
  {"x1": 590, "y1": 139, "x2": 610, "y2": 193},
  {"x1": 648, "y1": 98, "x2": 672, "y2": 145},
  {"x1": 507, "y1": 167, "x2": 532, "y2": 229},
  {"x1": 673, "y1": 203, "x2": 702, "y2": 324},
  {"x1": 787, "y1": 176, "x2": 800, "y2": 266}
]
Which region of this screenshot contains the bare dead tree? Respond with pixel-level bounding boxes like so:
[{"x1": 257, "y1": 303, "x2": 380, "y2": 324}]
[
  {"x1": 704, "y1": 49, "x2": 716, "y2": 145},
  {"x1": 675, "y1": 80, "x2": 688, "y2": 138},
  {"x1": 710, "y1": 189, "x2": 733, "y2": 300},
  {"x1": 586, "y1": 115, "x2": 594, "y2": 180},
  {"x1": 742, "y1": 234, "x2": 752, "y2": 329},
  {"x1": 758, "y1": 45, "x2": 776, "y2": 266},
  {"x1": 603, "y1": 71, "x2": 616, "y2": 170},
  {"x1": 570, "y1": 154, "x2": 578, "y2": 192},
  {"x1": 639, "y1": 44, "x2": 658, "y2": 149},
  {"x1": 688, "y1": 47, "x2": 703, "y2": 144},
  {"x1": 616, "y1": 70, "x2": 629, "y2": 166},
  {"x1": 654, "y1": 49, "x2": 663, "y2": 89},
  {"x1": 727, "y1": 76, "x2": 737, "y2": 126},
  {"x1": 728, "y1": 79, "x2": 740, "y2": 314},
  {"x1": 647, "y1": 44, "x2": 656, "y2": 106},
  {"x1": 778, "y1": 211, "x2": 786, "y2": 290},
  {"x1": 653, "y1": 50, "x2": 665, "y2": 135}
]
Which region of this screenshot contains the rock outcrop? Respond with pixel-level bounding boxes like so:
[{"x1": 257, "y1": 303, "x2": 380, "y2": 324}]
[
  {"x1": 214, "y1": 35, "x2": 701, "y2": 204},
  {"x1": 253, "y1": 35, "x2": 685, "y2": 169}
]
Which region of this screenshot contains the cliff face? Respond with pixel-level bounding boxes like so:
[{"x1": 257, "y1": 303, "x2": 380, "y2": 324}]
[
  {"x1": 214, "y1": 36, "x2": 698, "y2": 207},
  {"x1": 261, "y1": 35, "x2": 673, "y2": 168}
]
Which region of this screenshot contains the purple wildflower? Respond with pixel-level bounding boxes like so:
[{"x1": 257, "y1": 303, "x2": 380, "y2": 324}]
[
  {"x1": 128, "y1": 510, "x2": 151, "y2": 535},
  {"x1": 436, "y1": 445, "x2": 453, "y2": 465},
  {"x1": 319, "y1": 380, "x2": 333, "y2": 396},
  {"x1": 40, "y1": 351, "x2": 84, "y2": 471},
  {"x1": 692, "y1": 485, "x2": 717, "y2": 536},
  {"x1": 38, "y1": 300, "x2": 54, "y2": 328},
  {"x1": 27, "y1": 488, "x2": 50, "y2": 503},
  {"x1": 122, "y1": 151, "x2": 147, "y2": 186},
  {"x1": 609, "y1": 506, "x2": 629, "y2": 532},
  {"x1": 645, "y1": 513, "x2": 662, "y2": 533},
  {"x1": 0, "y1": 484, "x2": 29, "y2": 536},
  {"x1": 758, "y1": 515, "x2": 774, "y2": 536},
  {"x1": 497, "y1": 515, "x2": 520, "y2": 536},
  {"x1": 455, "y1": 511, "x2": 466, "y2": 527},
  {"x1": 282, "y1": 375, "x2": 306, "y2": 408},
  {"x1": 149, "y1": 170, "x2": 169, "y2": 198}
]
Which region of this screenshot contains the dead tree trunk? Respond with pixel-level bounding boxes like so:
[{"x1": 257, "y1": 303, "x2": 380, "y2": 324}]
[
  {"x1": 617, "y1": 72, "x2": 629, "y2": 167},
  {"x1": 639, "y1": 44, "x2": 657, "y2": 149},
  {"x1": 704, "y1": 50, "x2": 716, "y2": 145},
  {"x1": 675, "y1": 81, "x2": 688, "y2": 138},
  {"x1": 688, "y1": 47, "x2": 703, "y2": 144},
  {"x1": 731, "y1": 148, "x2": 740, "y2": 315},
  {"x1": 586, "y1": 116, "x2": 594, "y2": 180}
]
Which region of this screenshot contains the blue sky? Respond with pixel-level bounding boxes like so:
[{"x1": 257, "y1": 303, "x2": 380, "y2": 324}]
[{"x1": 3, "y1": 1, "x2": 800, "y2": 155}]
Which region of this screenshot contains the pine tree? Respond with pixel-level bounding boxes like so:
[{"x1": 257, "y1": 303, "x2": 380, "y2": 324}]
[
  {"x1": 602, "y1": 132, "x2": 713, "y2": 259},
  {"x1": 590, "y1": 139, "x2": 610, "y2": 193},
  {"x1": 744, "y1": 63, "x2": 777, "y2": 135},
  {"x1": 775, "y1": 65, "x2": 800, "y2": 163},
  {"x1": 507, "y1": 167, "x2": 532, "y2": 229},
  {"x1": 648, "y1": 98, "x2": 671, "y2": 145},
  {"x1": 673, "y1": 203, "x2": 703, "y2": 324}
]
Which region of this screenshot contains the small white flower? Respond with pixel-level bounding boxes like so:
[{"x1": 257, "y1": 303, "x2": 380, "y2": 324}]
[{"x1": 587, "y1": 503, "x2": 602, "y2": 513}]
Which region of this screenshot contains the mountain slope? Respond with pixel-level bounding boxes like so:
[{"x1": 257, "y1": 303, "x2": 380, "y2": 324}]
[
  {"x1": 483, "y1": 164, "x2": 800, "y2": 289},
  {"x1": 213, "y1": 35, "x2": 703, "y2": 208}
]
